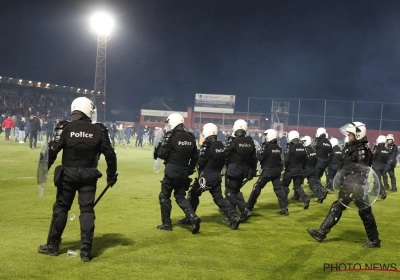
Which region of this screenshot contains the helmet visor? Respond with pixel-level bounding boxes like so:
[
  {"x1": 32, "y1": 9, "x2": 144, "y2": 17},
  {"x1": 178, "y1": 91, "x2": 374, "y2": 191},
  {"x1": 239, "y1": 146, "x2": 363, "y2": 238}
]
[
  {"x1": 91, "y1": 108, "x2": 97, "y2": 124},
  {"x1": 339, "y1": 123, "x2": 352, "y2": 136}
]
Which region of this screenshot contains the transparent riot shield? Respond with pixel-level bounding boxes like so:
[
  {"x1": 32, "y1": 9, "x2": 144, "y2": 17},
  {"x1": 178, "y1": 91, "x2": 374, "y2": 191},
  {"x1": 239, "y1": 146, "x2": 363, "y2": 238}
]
[
  {"x1": 36, "y1": 142, "x2": 49, "y2": 199},
  {"x1": 152, "y1": 128, "x2": 164, "y2": 173}
]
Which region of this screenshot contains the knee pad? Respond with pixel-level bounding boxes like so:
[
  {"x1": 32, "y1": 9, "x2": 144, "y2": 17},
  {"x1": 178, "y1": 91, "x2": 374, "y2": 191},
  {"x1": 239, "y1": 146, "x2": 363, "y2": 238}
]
[{"x1": 159, "y1": 192, "x2": 171, "y2": 204}]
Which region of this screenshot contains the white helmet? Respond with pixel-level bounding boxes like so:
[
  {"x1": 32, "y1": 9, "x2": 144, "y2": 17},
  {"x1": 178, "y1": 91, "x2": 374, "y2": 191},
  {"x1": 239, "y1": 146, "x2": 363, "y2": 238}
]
[
  {"x1": 345, "y1": 122, "x2": 366, "y2": 140},
  {"x1": 316, "y1": 127, "x2": 327, "y2": 138},
  {"x1": 165, "y1": 113, "x2": 184, "y2": 131},
  {"x1": 202, "y1": 123, "x2": 218, "y2": 139},
  {"x1": 387, "y1": 134, "x2": 394, "y2": 141},
  {"x1": 377, "y1": 135, "x2": 386, "y2": 144},
  {"x1": 288, "y1": 130, "x2": 300, "y2": 143},
  {"x1": 232, "y1": 119, "x2": 248, "y2": 136},
  {"x1": 263, "y1": 129, "x2": 278, "y2": 143},
  {"x1": 330, "y1": 138, "x2": 339, "y2": 147},
  {"x1": 71, "y1": 97, "x2": 97, "y2": 122},
  {"x1": 300, "y1": 135, "x2": 312, "y2": 147}
]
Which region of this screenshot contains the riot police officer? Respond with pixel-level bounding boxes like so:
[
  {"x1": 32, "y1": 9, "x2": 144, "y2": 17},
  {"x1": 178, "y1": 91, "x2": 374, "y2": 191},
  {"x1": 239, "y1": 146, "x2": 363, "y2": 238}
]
[
  {"x1": 307, "y1": 122, "x2": 381, "y2": 248},
  {"x1": 325, "y1": 138, "x2": 342, "y2": 191},
  {"x1": 38, "y1": 97, "x2": 118, "y2": 262},
  {"x1": 224, "y1": 119, "x2": 257, "y2": 222},
  {"x1": 314, "y1": 127, "x2": 333, "y2": 183},
  {"x1": 282, "y1": 131, "x2": 310, "y2": 209},
  {"x1": 246, "y1": 129, "x2": 289, "y2": 215},
  {"x1": 178, "y1": 123, "x2": 240, "y2": 229},
  {"x1": 371, "y1": 135, "x2": 388, "y2": 199},
  {"x1": 298, "y1": 135, "x2": 328, "y2": 203},
  {"x1": 154, "y1": 113, "x2": 200, "y2": 233},
  {"x1": 382, "y1": 134, "x2": 397, "y2": 192}
]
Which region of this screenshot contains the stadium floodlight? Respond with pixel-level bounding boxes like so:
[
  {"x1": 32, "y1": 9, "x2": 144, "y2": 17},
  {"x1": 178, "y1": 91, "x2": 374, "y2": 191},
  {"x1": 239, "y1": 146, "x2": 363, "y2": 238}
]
[
  {"x1": 90, "y1": 11, "x2": 114, "y2": 122},
  {"x1": 90, "y1": 12, "x2": 114, "y2": 36}
]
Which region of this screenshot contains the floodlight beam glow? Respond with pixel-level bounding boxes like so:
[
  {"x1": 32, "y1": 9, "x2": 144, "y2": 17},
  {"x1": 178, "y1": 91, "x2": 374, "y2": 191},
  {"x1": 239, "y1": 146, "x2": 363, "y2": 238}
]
[{"x1": 91, "y1": 12, "x2": 114, "y2": 36}]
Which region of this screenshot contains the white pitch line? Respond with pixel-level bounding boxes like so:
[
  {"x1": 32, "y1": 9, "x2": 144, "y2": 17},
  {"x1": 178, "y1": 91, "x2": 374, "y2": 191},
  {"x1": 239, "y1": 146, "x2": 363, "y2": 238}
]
[{"x1": 0, "y1": 175, "x2": 53, "y2": 180}]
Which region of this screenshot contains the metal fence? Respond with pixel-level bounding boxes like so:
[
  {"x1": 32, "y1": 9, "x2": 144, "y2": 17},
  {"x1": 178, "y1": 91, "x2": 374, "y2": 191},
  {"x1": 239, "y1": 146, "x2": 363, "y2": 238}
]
[{"x1": 246, "y1": 97, "x2": 400, "y2": 133}]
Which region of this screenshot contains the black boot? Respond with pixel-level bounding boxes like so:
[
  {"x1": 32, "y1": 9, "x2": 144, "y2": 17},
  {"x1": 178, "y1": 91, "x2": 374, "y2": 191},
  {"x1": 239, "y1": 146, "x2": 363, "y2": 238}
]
[
  {"x1": 359, "y1": 208, "x2": 381, "y2": 248},
  {"x1": 307, "y1": 201, "x2": 343, "y2": 242},
  {"x1": 177, "y1": 217, "x2": 191, "y2": 225},
  {"x1": 158, "y1": 192, "x2": 172, "y2": 230},
  {"x1": 247, "y1": 182, "x2": 262, "y2": 211},
  {"x1": 277, "y1": 208, "x2": 289, "y2": 216},
  {"x1": 185, "y1": 210, "x2": 201, "y2": 234},
  {"x1": 38, "y1": 204, "x2": 66, "y2": 257},
  {"x1": 38, "y1": 241, "x2": 60, "y2": 256},
  {"x1": 239, "y1": 208, "x2": 252, "y2": 222},
  {"x1": 157, "y1": 224, "x2": 173, "y2": 231},
  {"x1": 229, "y1": 217, "x2": 240, "y2": 230},
  {"x1": 318, "y1": 188, "x2": 328, "y2": 204},
  {"x1": 80, "y1": 244, "x2": 92, "y2": 262},
  {"x1": 303, "y1": 196, "x2": 310, "y2": 209}
]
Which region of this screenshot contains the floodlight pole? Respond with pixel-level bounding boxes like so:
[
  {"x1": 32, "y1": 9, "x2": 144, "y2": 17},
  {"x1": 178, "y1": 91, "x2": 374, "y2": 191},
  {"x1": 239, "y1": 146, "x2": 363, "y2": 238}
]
[{"x1": 94, "y1": 34, "x2": 112, "y2": 122}]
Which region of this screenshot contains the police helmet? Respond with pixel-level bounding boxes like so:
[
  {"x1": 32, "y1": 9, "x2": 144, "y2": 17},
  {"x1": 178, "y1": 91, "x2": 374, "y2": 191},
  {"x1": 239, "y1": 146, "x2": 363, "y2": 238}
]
[
  {"x1": 232, "y1": 119, "x2": 248, "y2": 136},
  {"x1": 316, "y1": 127, "x2": 327, "y2": 138},
  {"x1": 345, "y1": 122, "x2": 366, "y2": 140},
  {"x1": 263, "y1": 129, "x2": 278, "y2": 143},
  {"x1": 330, "y1": 138, "x2": 339, "y2": 147},
  {"x1": 386, "y1": 134, "x2": 394, "y2": 141},
  {"x1": 71, "y1": 97, "x2": 97, "y2": 122},
  {"x1": 288, "y1": 130, "x2": 300, "y2": 143},
  {"x1": 165, "y1": 113, "x2": 184, "y2": 131},
  {"x1": 377, "y1": 135, "x2": 386, "y2": 144},
  {"x1": 300, "y1": 135, "x2": 312, "y2": 147},
  {"x1": 202, "y1": 123, "x2": 218, "y2": 139}
]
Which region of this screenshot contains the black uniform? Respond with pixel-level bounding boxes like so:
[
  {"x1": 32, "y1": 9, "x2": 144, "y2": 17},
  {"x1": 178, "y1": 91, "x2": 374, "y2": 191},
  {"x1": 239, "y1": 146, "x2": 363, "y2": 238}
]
[
  {"x1": 38, "y1": 112, "x2": 117, "y2": 261},
  {"x1": 224, "y1": 134, "x2": 257, "y2": 222},
  {"x1": 371, "y1": 143, "x2": 389, "y2": 198},
  {"x1": 182, "y1": 135, "x2": 240, "y2": 229},
  {"x1": 156, "y1": 125, "x2": 200, "y2": 232},
  {"x1": 382, "y1": 141, "x2": 398, "y2": 192},
  {"x1": 282, "y1": 140, "x2": 310, "y2": 209},
  {"x1": 307, "y1": 136, "x2": 380, "y2": 247},
  {"x1": 301, "y1": 145, "x2": 328, "y2": 203},
  {"x1": 314, "y1": 134, "x2": 333, "y2": 182},
  {"x1": 325, "y1": 145, "x2": 342, "y2": 191},
  {"x1": 246, "y1": 139, "x2": 289, "y2": 215}
]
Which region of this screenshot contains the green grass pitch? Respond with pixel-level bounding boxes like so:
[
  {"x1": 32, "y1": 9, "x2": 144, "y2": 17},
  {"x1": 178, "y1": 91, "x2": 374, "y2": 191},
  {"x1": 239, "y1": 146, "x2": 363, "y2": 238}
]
[{"x1": 0, "y1": 139, "x2": 399, "y2": 279}]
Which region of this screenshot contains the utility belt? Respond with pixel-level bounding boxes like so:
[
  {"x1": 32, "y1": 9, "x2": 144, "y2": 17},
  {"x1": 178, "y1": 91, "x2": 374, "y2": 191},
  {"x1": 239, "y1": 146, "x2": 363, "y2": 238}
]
[{"x1": 54, "y1": 165, "x2": 102, "y2": 187}]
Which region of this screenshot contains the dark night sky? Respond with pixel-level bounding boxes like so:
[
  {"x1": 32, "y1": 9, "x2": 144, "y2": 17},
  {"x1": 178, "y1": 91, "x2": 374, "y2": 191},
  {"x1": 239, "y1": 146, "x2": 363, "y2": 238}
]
[{"x1": 2, "y1": 0, "x2": 400, "y2": 113}]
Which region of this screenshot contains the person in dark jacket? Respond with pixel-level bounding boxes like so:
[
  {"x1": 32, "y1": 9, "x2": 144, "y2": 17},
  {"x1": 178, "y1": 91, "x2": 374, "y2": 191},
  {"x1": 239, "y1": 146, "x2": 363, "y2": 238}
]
[
  {"x1": 177, "y1": 123, "x2": 240, "y2": 230},
  {"x1": 325, "y1": 138, "x2": 342, "y2": 191},
  {"x1": 154, "y1": 113, "x2": 200, "y2": 233},
  {"x1": 314, "y1": 127, "x2": 333, "y2": 184},
  {"x1": 246, "y1": 129, "x2": 288, "y2": 215},
  {"x1": 382, "y1": 134, "x2": 398, "y2": 192},
  {"x1": 38, "y1": 97, "x2": 118, "y2": 261},
  {"x1": 291, "y1": 135, "x2": 328, "y2": 203},
  {"x1": 371, "y1": 135, "x2": 389, "y2": 199},
  {"x1": 282, "y1": 130, "x2": 310, "y2": 209},
  {"x1": 307, "y1": 122, "x2": 380, "y2": 248},
  {"x1": 224, "y1": 119, "x2": 257, "y2": 223},
  {"x1": 28, "y1": 114, "x2": 41, "y2": 149}
]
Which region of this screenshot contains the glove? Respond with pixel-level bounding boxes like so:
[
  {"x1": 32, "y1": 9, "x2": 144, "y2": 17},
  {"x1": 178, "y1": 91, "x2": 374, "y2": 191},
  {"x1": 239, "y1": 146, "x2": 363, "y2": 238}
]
[
  {"x1": 107, "y1": 173, "x2": 118, "y2": 187},
  {"x1": 247, "y1": 168, "x2": 255, "y2": 180}
]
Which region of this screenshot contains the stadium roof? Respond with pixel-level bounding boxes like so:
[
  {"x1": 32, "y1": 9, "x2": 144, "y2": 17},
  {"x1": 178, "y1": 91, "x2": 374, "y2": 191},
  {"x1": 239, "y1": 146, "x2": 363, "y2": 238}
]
[
  {"x1": 142, "y1": 97, "x2": 183, "y2": 111},
  {"x1": 0, "y1": 75, "x2": 97, "y2": 96}
]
